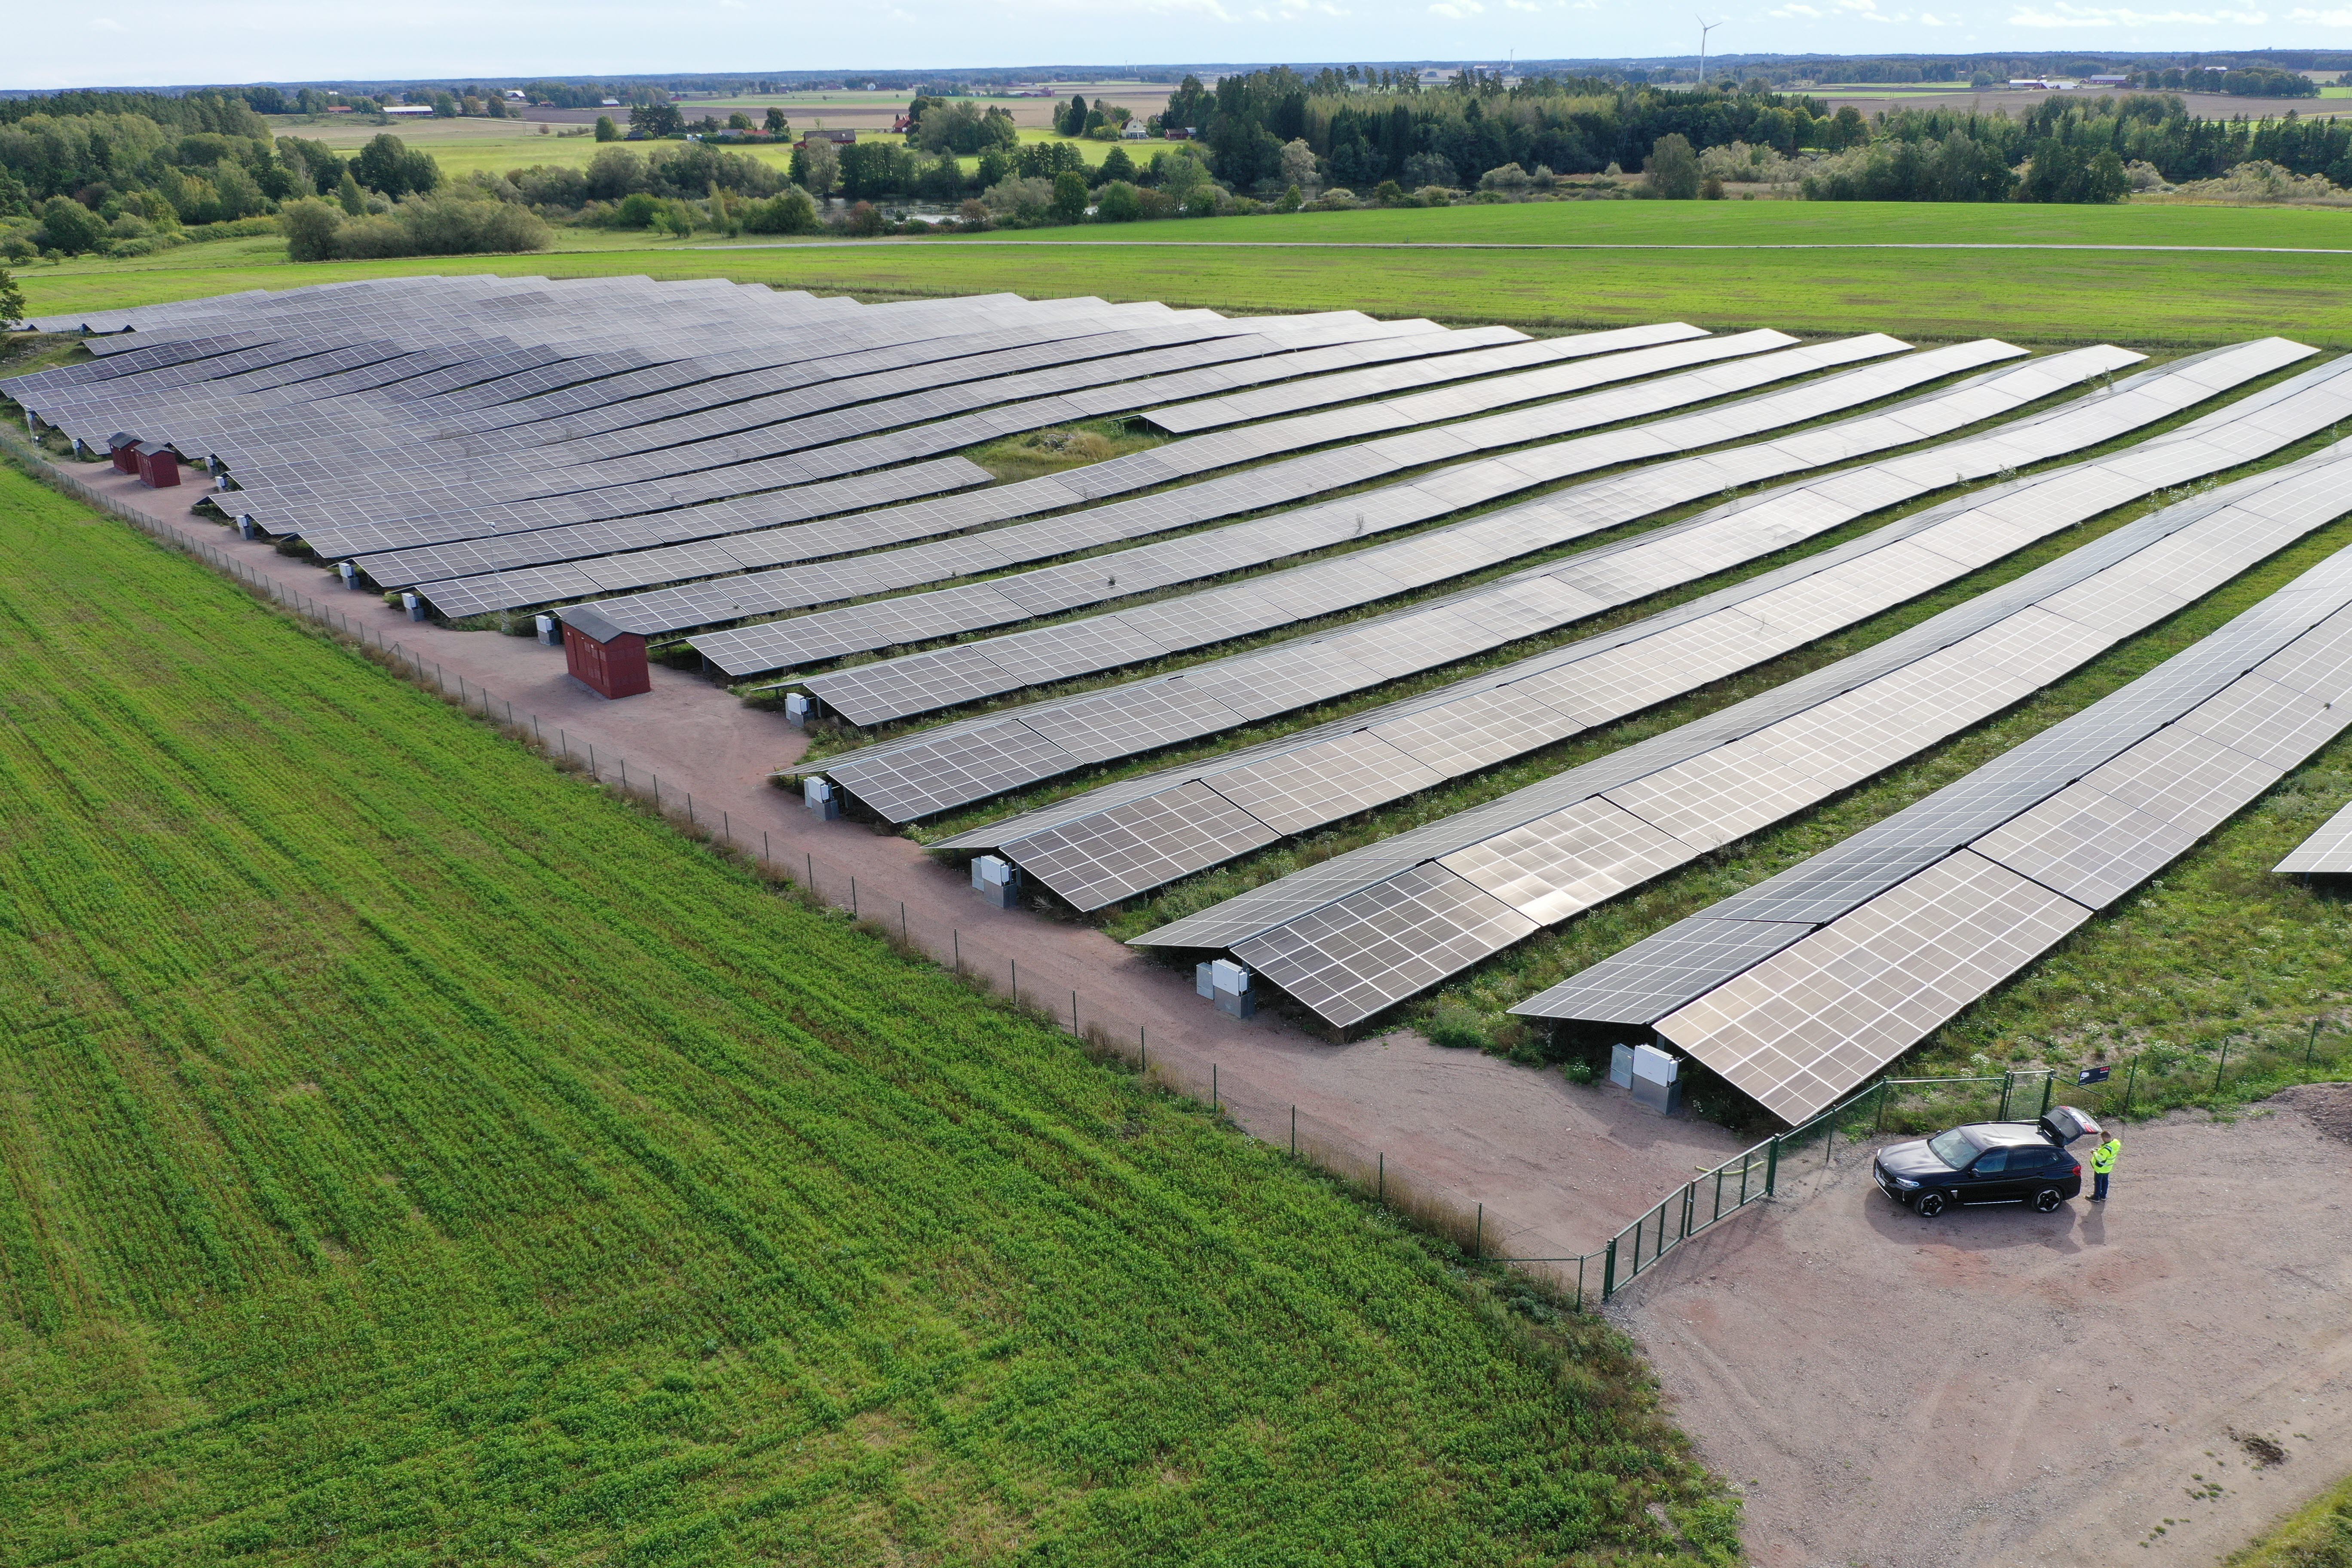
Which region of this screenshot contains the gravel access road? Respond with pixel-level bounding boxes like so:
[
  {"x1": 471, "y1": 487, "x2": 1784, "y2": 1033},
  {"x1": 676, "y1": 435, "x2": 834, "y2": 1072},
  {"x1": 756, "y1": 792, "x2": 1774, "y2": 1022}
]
[{"x1": 1611, "y1": 1086, "x2": 2352, "y2": 1568}]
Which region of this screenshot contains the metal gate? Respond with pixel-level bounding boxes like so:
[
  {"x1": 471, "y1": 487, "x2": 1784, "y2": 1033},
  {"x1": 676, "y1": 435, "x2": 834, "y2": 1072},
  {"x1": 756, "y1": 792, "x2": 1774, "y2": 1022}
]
[{"x1": 1999, "y1": 1068, "x2": 2055, "y2": 1122}]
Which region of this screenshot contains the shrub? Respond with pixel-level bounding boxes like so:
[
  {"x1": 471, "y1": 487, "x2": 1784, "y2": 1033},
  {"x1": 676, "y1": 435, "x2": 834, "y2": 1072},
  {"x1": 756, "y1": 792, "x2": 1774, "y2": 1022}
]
[
  {"x1": 1093, "y1": 180, "x2": 1142, "y2": 222},
  {"x1": 280, "y1": 197, "x2": 342, "y2": 262},
  {"x1": 1478, "y1": 162, "x2": 1534, "y2": 198},
  {"x1": 741, "y1": 187, "x2": 819, "y2": 234},
  {"x1": 284, "y1": 194, "x2": 549, "y2": 260}
]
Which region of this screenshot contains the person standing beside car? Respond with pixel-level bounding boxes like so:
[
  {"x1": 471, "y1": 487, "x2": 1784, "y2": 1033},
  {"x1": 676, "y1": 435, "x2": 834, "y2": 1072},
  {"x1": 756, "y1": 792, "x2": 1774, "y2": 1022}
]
[{"x1": 2089, "y1": 1129, "x2": 2122, "y2": 1202}]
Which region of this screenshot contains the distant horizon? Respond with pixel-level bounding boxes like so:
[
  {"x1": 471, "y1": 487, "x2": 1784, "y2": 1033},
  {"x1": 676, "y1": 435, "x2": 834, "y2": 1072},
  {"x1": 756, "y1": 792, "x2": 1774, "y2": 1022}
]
[
  {"x1": 14, "y1": 0, "x2": 2352, "y2": 97},
  {"x1": 6, "y1": 46, "x2": 2348, "y2": 98}
]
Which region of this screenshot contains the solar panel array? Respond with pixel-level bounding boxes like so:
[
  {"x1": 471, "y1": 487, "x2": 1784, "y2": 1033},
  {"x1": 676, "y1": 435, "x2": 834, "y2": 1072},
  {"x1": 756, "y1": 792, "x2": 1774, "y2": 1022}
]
[
  {"x1": 761, "y1": 338, "x2": 2017, "y2": 710},
  {"x1": 891, "y1": 344, "x2": 2337, "y2": 898},
  {"x1": 1512, "y1": 494, "x2": 2352, "y2": 1121},
  {"x1": 358, "y1": 320, "x2": 1643, "y2": 596},
  {"x1": 1132, "y1": 432, "x2": 2352, "y2": 1031},
  {"x1": 536, "y1": 328, "x2": 1841, "y2": 650},
  {"x1": 17, "y1": 277, "x2": 1543, "y2": 569},
  {"x1": 2276, "y1": 800, "x2": 2352, "y2": 875}
]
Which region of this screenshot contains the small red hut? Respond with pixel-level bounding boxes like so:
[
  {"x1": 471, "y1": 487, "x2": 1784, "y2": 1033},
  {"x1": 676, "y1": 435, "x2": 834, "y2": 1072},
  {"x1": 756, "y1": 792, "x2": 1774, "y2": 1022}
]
[
  {"x1": 560, "y1": 604, "x2": 652, "y2": 700},
  {"x1": 108, "y1": 432, "x2": 143, "y2": 473},
  {"x1": 134, "y1": 442, "x2": 181, "y2": 488}
]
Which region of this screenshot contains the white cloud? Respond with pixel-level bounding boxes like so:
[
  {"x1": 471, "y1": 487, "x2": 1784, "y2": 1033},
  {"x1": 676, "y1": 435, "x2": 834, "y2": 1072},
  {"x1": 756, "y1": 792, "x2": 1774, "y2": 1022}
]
[
  {"x1": 1504, "y1": 0, "x2": 1541, "y2": 10},
  {"x1": 90, "y1": 15, "x2": 127, "y2": 28},
  {"x1": 2288, "y1": 4, "x2": 2352, "y2": 17},
  {"x1": 2012, "y1": 1, "x2": 2267, "y2": 19},
  {"x1": 1918, "y1": 8, "x2": 1950, "y2": 19},
  {"x1": 1427, "y1": 0, "x2": 1482, "y2": 12},
  {"x1": 1769, "y1": 3, "x2": 1825, "y2": 14}
]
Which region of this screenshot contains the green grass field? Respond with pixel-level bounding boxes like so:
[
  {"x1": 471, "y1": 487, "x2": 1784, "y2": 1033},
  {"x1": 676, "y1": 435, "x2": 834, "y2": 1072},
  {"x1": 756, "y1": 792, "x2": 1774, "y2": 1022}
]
[
  {"x1": 18, "y1": 199, "x2": 2352, "y2": 346},
  {"x1": 0, "y1": 461, "x2": 1735, "y2": 1564}
]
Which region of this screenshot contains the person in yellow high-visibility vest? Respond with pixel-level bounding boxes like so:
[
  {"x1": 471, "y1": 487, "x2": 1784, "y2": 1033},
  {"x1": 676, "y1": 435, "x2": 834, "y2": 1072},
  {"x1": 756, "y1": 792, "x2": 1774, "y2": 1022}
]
[{"x1": 2089, "y1": 1130, "x2": 2122, "y2": 1202}]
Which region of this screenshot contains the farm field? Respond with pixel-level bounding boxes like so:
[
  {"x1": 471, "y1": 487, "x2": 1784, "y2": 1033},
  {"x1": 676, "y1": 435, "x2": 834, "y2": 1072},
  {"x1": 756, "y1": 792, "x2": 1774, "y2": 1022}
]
[
  {"x1": 270, "y1": 113, "x2": 1138, "y2": 179},
  {"x1": 0, "y1": 462, "x2": 1734, "y2": 1563},
  {"x1": 18, "y1": 199, "x2": 2352, "y2": 346}
]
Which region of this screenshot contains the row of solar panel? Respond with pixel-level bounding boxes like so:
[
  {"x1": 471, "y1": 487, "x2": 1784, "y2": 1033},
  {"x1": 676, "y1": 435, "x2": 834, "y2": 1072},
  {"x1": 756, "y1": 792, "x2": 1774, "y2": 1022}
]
[
  {"x1": 214, "y1": 309, "x2": 1435, "y2": 525},
  {"x1": 1512, "y1": 506, "x2": 2352, "y2": 1120},
  {"x1": 25, "y1": 294, "x2": 1272, "y2": 525},
  {"x1": 236, "y1": 312, "x2": 1671, "y2": 554},
  {"x1": 1133, "y1": 440, "x2": 2351, "y2": 1046},
  {"x1": 26, "y1": 287, "x2": 1559, "y2": 594},
  {"x1": 644, "y1": 334, "x2": 1905, "y2": 674},
  {"x1": 390, "y1": 327, "x2": 1797, "y2": 611},
  {"x1": 874, "y1": 343, "x2": 2335, "y2": 882},
  {"x1": 364, "y1": 322, "x2": 1628, "y2": 595},
  {"x1": 787, "y1": 340, "x2": 2104, "y2": 723}
]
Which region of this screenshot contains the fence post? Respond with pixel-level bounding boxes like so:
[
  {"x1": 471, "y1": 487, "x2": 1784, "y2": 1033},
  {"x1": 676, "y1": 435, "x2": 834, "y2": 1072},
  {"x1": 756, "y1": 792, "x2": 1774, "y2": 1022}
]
[
  {"x1": 2308, "y1": 1019, "x2": 2322, "y2": 1066},
  {"x1": 1211, "y1": 1064, "x2": 1217, "y2": 1112},
  {"x1": 953, "y1": 929, "x2": 961, "y2": 975},
  {"x1": 1473, "y1": 1205, "x2": 1482, "y2": 1261},
  {"x1": 1681, "y1": 1181, "x2": 1695, "y2": 1241},
  {"x1": 2039, "y1": 1070, "x2": 2054, "y2": 1119},
  {"x1": 1602, "y1": 1235, "x2": 1619, "y2": 1300},
  {"x1": 1377, "y1": 1151, "x2": 1384, "y2": 1204},
  {"x1": 1873, "y1": 1080, "x2": 1888, "y2": 1135},
  {"x1": 2120, "y1": 1054, "x2": 2138, "y2": 1121},
  {"x1": 1072, "y1": 990, "x2": 1079, "y2": 1034},
  {"x1": 2212, "y1": 1038, "x2": 2230, "y2": 1094},
  {"x1": 1765, "y1": 1135, "x2": 1781, "y2": 1197}
]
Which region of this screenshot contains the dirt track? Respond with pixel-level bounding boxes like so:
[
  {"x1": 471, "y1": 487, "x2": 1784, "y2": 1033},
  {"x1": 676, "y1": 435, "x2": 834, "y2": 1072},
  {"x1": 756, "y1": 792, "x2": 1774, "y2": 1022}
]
[{"x1": 1611, "y1": 1087, "x2": 2352, "y2": 1568}]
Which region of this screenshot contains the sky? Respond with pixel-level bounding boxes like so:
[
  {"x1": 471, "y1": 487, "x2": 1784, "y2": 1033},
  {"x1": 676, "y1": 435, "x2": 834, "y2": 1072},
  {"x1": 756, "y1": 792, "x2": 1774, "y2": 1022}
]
[{"x1": 11, "y1": 0, "x2": 2349, "y2": 91}]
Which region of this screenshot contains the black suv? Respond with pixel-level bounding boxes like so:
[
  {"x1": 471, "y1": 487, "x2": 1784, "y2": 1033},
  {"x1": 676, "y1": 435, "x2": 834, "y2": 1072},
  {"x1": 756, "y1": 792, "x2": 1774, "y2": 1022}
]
[{"x1": 1873, "y1": 1106, "x2": 2102, "y2": 1218}]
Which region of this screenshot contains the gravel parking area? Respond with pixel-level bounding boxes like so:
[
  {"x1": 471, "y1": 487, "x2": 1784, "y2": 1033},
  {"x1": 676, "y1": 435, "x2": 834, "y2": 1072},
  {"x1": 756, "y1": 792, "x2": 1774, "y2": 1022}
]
[{"x1": 1611, "y1": 1087, "x2": 2352, "y2": 1568}]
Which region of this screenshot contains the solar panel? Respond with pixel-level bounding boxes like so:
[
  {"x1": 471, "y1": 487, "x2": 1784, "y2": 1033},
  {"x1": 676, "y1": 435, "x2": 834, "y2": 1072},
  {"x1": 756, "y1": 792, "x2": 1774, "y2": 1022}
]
[
  {"x1": 2277, "y1": 800, "x2": 2352, "y2": 875},
  {"x1": 565, "y1": 331, "x2": 1887, "y2": 650},
  {"x1": 838, "y1": 346, "x2": 2340, "y2": 868},
  {"x1": 1132, "y1": 435, "x2": 2352, "y2": 1029},
  {"x1": 1140, "y1": 320, "x2": 1708, "y2": 432},
  {"x1": 762, "y1": 339, "x2": 2018, "y2": 701},
  {"x1": 1512, "y1": 519, "x2": 2352, "y2": 1121}
]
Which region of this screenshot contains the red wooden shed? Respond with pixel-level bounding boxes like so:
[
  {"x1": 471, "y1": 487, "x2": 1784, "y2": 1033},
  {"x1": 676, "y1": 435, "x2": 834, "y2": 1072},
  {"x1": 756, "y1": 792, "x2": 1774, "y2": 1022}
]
[
  {"x1": 134, "y1": 442, "x2": 181, "y2": 488},
  {"x1": 560, "y1": 604, "x2": 652, "y2": 700},
  {"x1": 108, "y1": 432, "x2": 143, "y2": 474}
]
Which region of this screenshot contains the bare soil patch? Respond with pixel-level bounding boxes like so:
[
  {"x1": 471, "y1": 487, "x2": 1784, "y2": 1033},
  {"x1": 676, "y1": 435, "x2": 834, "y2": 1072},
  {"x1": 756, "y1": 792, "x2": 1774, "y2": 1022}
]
[{"x1": 1609, "y1": 1094, "x2": 2352, "y2": 1567}]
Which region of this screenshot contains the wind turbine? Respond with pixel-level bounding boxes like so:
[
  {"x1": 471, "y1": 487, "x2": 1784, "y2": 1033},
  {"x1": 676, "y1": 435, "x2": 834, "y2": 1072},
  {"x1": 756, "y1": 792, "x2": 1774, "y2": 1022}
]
[{"x1": 1697, "y1": 15, "x2": 1724, "y2": 88}]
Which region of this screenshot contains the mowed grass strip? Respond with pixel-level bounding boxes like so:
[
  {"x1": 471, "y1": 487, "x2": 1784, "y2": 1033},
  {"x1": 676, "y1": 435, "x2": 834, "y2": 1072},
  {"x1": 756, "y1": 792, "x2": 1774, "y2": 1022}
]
[
  {"x1": 18, "y1": 199, "x2": 2352, "y2": 345},
  {"x1": 0, "y1": 463, "x2": 1734, "y2": 1565}
]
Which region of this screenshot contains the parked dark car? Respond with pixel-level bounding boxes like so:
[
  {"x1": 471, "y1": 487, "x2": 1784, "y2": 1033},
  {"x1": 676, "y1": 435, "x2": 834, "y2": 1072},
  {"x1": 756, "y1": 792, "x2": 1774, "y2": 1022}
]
[{"x1": 1873, "y1": 1106, "x2": 2103, "y2": 1218}]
